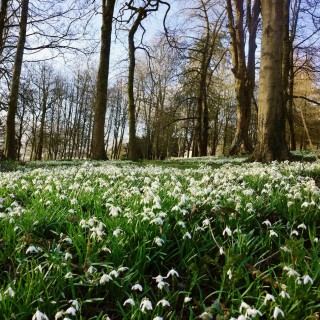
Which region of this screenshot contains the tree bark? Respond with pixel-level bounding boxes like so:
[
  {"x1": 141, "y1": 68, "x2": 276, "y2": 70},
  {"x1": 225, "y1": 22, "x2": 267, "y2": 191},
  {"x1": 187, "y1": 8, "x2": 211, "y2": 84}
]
[
  {"x1": 127, "y1": 8, "x2": 145, "y2": 161},
  {"x1": 252, "y1": 0, "x2": 289, "y2": 162},
  {"x1": 227, "y1": 0, "x2": 260, "y2": 155},
  {"x1": 4, "y1": 0, "x2": 29, "y2": 159},
  {"x1": 91, "y1": 0, "x2": 116, "y2": 160}
]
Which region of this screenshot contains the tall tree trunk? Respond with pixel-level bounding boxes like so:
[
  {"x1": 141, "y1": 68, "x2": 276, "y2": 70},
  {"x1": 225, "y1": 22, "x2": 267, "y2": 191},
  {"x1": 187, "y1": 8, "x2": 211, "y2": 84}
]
[
  {"x1": 0, "y1": 0, "x2": 8, "y2": 57},
  {"x1": 91, "y1": 0, "x2": 115, "y2": 160},
  {"x1": 4, "y1": 0, "x2": 29, "y2": 159},
  {"x1": 227, "y1": 0, "x2": 260, "y2": 155},
  {"x1": 127, "y1": 9, "x2": 145, "y2": 161},
  {"x1": 252, "y1": 0, "x2": 289, "y2": 162}
]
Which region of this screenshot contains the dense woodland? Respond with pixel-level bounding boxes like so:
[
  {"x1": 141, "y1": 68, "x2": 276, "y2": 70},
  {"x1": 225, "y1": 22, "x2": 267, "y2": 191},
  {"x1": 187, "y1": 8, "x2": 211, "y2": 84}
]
[{"x1": 0, "y1": 0, "x2": 319, "y2": 162}]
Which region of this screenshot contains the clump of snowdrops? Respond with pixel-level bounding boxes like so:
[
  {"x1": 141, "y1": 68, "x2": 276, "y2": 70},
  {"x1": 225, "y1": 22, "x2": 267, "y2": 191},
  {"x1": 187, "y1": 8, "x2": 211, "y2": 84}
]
[{"x1": 0, "y1": 159, "x2": 319, "y2": 319}]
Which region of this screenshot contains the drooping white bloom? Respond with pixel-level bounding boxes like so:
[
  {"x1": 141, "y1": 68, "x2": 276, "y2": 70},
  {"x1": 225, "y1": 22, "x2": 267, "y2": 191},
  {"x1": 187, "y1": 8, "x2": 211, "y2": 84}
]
[
  {"x1": 118, "y1": 266, "x2": 129, "y2": 273},
  {"x1": 131, "y1": 284, "x2": 143, "y2": 291},
  {"x1": 70, "y1": 299, "x2": 79, "y2": 311},
  {"x1": 65, "y1": 306, "x2": 77, "y2": 316},
  {"x1": 157, "y1": 281, "x2": 169, "y2": 290},
  {"x1": 223, "y1": 226, "x2": 232, "y2": 236},
  {"x1": 54, "y1": 310, "x2": 64, "y2": 320},
  {"x1": 290, "y1": 230, "x2": 299, "y2": 236},
  {"x1": 273, "y1": 306, "x2": 284, "y2": 319},
  {"x1": 150, "y1": 217, "x2": 163, "y2": 225},
  {"x1": 4, "y1": 287, "x2": 15, "y2": 297},
  {"x1": 184, "y1": 296, "x2": 192, "y2": 303},
  {"x1": 153, "y1": 317, "x2": 163, "y2": 320},
  {"x1": 26, "y1": 246, "x2": 41, "y2": 254},
  {"x1": 245, "y1": 308, "x2": 262, "y2": 317},
  {"x1": 183, "y1": 232, "x2": 192, "y2": 239},
  {"x1": 262, "y1": 220, "x2": 272, "y2": 227},
  {"x1": 155, "y1": 237, "x2": 164, "y2": 246},
  {"x1": 157, "y1": 299, "x2": 170, "y2": 307},
  {"x1": 264, "y1": 293, "x2": 275, "y2": 304},
  {"x1": 166, "y1": 269, "x2": 179, "y2": 277},
  {"x1": 239, "y1": 301, "x2": 250, "y2": 312},
  {"x1": 280, "y1": 246, "x2": 291, "y2": 252},
  {"x1": 32, "y1": 310, "x2": 49, "y2": 320},
  {"x1": 297, "y1": 223, "x2": 307, "y2": 229},
  {"x1": 279, "y1": 290, "x2": 290, "y2": 299},
  {"x1": 109, "y1": 270, "x2": 119, "y2": 278},
  {"x1": 219, "y1": 247, "x2": 224, "y2": 255},
  {"x1": 302, "y1": 274, "x2": 313, "y2": 284},
  {"x1": 283, "y1": 266, "x2": 300, "y2": 277},
  {"x1": 199, "y1": 311, "x2": 213, "y2": 319},
  {"x1": 314, "y1": 237, "x2": 319, "y2": 243},
  {"x1": 65, "y1": 252, "x2": 72, "y2": 260},
  {"x1": 100, "y1": 274, "x2": 112, "y2": 284},
  {"x1": 153, "y1": 275, "x2": 164, "y2": 283},
  {"x1": 123, "y1": 298, "x2": 135, "y2": 306},
  {"x1": 140, "y1": 297, "x2": 153, "y2": 312},
  {"x1": 113, "y1": 228, "x2": 122, "y2": 237},
  {"x1": 301, "y1": 202, "x2": 309, "y2": 208},
  {"x1": 269, "y1": 230, "x2": 278, "y2": 237},
  {"x1": 227, "y1": 269, "x2": 232, "y2": 280}
]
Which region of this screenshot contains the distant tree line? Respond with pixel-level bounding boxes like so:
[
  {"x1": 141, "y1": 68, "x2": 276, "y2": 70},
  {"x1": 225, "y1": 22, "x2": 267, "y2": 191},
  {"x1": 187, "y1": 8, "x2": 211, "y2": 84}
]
[{"x1": 0, "y1": 0, "x2": 319, "y2": 162}]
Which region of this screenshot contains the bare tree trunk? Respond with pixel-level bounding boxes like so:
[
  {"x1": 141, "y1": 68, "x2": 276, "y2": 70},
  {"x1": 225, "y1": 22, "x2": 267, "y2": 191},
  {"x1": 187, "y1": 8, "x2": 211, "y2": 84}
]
[
  {"x1": 91, "y1": 0, "x2": 115, "y2": 160},
  {"x1": 4, "y1": 0, "x2": 29, "y2": 159},
  {"x1": 0, "y1": 0, "x2": 8, "y2": 57},
  {"x1": 252, "y1": 0, "x2": 289, "y2": 162},
  {"x1": 127, "y1": 10, "x2": 145, "y2": 161},
  {"x1": 227, "y1": 0, "x2": 260, "y2": 155}
]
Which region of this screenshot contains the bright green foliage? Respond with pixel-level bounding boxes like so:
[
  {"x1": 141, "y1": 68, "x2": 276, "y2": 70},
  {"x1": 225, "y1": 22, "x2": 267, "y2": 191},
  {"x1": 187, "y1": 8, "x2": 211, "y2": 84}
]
[{"x1": 0, "y1": 158, "x2": 319, "y2": 319}]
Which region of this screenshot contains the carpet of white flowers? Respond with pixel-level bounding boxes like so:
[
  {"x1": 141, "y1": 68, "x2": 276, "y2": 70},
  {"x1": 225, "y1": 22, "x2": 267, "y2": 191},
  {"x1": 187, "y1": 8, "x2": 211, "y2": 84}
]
[{"x1": 0, "y1": 159, "x2": 319, "y2": 320}]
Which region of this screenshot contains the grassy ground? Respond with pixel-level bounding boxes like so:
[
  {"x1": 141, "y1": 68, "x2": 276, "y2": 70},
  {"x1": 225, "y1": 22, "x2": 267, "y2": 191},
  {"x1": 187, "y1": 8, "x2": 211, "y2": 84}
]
[{"x1": 0, "y1": 155, "x2": 319, "y2": 319}]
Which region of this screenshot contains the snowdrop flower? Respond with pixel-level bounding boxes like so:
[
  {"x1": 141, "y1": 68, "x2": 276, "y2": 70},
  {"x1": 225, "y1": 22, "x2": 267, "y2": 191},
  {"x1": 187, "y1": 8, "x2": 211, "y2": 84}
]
[
  {"x1": 153, "y1": 275, "x2": 164, "y2": 283},
  {"x1": 290, "y1": 230, "x2": 299, "y2": 236},
  {"x1": 118, "y1": 266, "x2": 129, "y2": 273},
  {"x1": 239, "y1": 301, "x2": 250, "y2": 312},
  {"x1": 54, "y1": 310, "x2": 64, "y2": 320},
  {"x1": 269, "y1": 230, "x2": 278, "y2": 237},
  {"x1": 155, "y1": 237, "x2": 164, "y2": 246},
  {"x1": 297, "y1": 223, "x2": 307, "y2": 229},
  {"x1": 183, "y1": 232, "x2": 191, "y2": 239},
  {"x1": 65, "y1": 306, "x2": 76, "y2": 316},
  {"x1": 123, "y1": 298, "x2": 135, "y2": 306},
  {"x1": 4, "y1": 287, "x2": 15, "y2": 297},
  {"x1": 140, "y1": 297, "x2": 153, "y2": 312},
  {"x1": 227, "y1": 269, "x2": 232, "y2": 280},
  {"x1": 70, "y1": 299, "x2": 79, "y2": 311},
  {"x1": 177, "y1": 221, "x2": 185, "y2": 228},
  {"x1": 264, "y1": 293, "x2": 275, "y2": 304},
  {"x1": 302, "y1": 275, "x2": 313, "y2": 284},
  {"x1": 157, "y1": 281, "x2": 169, "y2": 290},
  {"x1": 166, "y1": 268, "x2": 179, "y2": 277},
  {"x1": 296, "y1": 277, "x2": 302, "y2": 285},
  {"x1": 184, "y1": 296, "x2": 192, "y2": 303},
  {"x1": 150, "y1": 217, "x2": 163, "y2": 225},
  {"x1": 219, "y1": 247, "x2": 224, "y2": 255},
  {"x1": 64, "y1": 272, "x2": 74, "y2": 279},
  {"x1": 26, "y1": 246, "x2": 41, "y2": 254},
  {"x1": 273, "y1": 306, "x2": 284, "y2": 318},
  {"x1": 100, "y1": 274, "x2": 112, "y2": 284},
  {"x1": 32, "y1": 310, "x2": 49, "y2": 320},
  {"x1": 199, "y1": 311, "x2": 213, "y2": 319},
  {"x1": 283, "y1": 266, "x2": 300, "y2": 277},
  {"x1": 280, "y1": 246, "x2": 291, "y2": 252},
  {"x1": 153, "y1": 317, "x2": 163, "y2": 320},
  {"x1": 279, "y1": 290, "x2": 290, "y2": 299},
  {"x1": 109, "y1": 270, "x2": 119, "y2": 278},
  {"x1": 156, "y1": 299, "x2": 170, "y2": 307},
  {"x1": 262, "y1": 219, "x2": 272, "y2": 227},
  {"x1": 202, "y1": 218, "x2": 210, "y2": 227},
  {"x1": 131, "y1": 284, "x2": 143, "y2": 291},
  {"x1": 287, "y1": 201, "x2": 294, "y2": 207},
  {"x1": 65, "y1": 252, "x2": 72, "y2": 260},
  {"x1": 87, "y1": 266, "x2": 97, "y2": 274},
  {"x1": 113, "y1": 228, "x2": 122, "y2": 237},
  {"x1": 301, "y1": 202, "x2": 309, "y2": 208},
  {"x1": 245, "y1": 308, "x2": 262, "y2": 317},
  {"x1": 223, "y1": 226, "x2": 232, "y2": 237}
]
